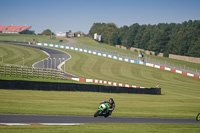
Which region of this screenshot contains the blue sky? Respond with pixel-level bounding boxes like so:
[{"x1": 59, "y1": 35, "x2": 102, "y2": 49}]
[{"x1": 1, "y1": 0, "x2": 200, "y2": 34}]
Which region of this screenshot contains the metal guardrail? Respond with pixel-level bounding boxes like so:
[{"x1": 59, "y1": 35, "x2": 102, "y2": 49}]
[{"x1": 0, "y1": 65, "x2": 65, "y2": 79}]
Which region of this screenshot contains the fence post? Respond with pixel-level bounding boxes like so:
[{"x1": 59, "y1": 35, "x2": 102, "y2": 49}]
[
  {"x1": 15, "y1": 66, "x2": 17, "y2": 77},
  {"x1": 32, "y1": 68, "x2": 34, "y2": 78},
  {"x1": 26, "y1": 67, "x2": 28, "y2": 78},
  {"x1": 9, "y1": 65, "x2": 11, "y2": 76},
  {"x1": 21, "y1": 66, "x2": 22, "y2": 77},
  {"x1": 4, "y1": 65, "x2": 6, "y2": 76},
  {"x1": 42, "y1": 69, "x2": 44, "y2": 78},
  {"x1": 37, "y1": 68, "x2": 39, "y2": 78}
]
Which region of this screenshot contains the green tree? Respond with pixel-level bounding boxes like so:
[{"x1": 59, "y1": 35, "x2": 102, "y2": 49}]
[
  {"x1": 102, "y1": 23, "x2": 118, "y2": 45},
  {"x1": 118, "y1": 25, "x2": 129, "y2": 45},
  {"x1": 41, "y1": 29, "x2": 52, "y2": 36},
  {"x1": 89, "y1": 23, "x2": 105, "y2": 37},
  {"x1": 188, "y1": 39, "x2": 200, "y2": 57},
  {"x1": 20, "y1": 30, "x2": 35, "y2": 34},
  {"x1": 89, "y1": 20, "x2": 200, "y2": 57},
  {"x1": 122, "y1": 23, "x2": 139, "y2": 48}
]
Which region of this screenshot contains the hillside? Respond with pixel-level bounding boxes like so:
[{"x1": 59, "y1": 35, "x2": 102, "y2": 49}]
[{"x1": 73, "y1": 37, "x2": 200, "y2": 75}]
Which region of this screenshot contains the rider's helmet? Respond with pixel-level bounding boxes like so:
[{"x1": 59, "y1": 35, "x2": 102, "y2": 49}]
[{"x1": 109, "y1": 98, "x2": 114, "y2": 105}]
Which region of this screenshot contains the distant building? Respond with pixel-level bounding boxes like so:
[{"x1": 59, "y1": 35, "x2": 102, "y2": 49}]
[
  {"x1": 0, "y1": 25, "x2": 32, "y2": 34},
  {"x1": 97, "y1": 35, "x2": 101, "y2": 41},
  {"x1": 56, "y1": 30, "x2": 84, "y2": 38},
  {"x1": 94, "y1": 33, "x2": 97, "y2": 40},
  {"x1": 56, "y1": 32, "x2": 66, "y2": 37},
  {"x1": 56, "y1": 30, "x2": 76, "y2": 38},
  {"x1": 66, "y1": 30, "x2": 74, "y2": 38},
  {"x1": 74, "y1": 31, "x2": 85, "y2": 37},
  {"x1": 94, "y1": 33, "x2": 101, "y2": 42}
]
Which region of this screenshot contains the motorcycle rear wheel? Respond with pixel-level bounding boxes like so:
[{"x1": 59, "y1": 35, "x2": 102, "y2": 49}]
[
  {"x1": 196, "y1": 113, "x2": 200, "y2": 121},
  {"x1": 94, "y1": 110, "x2": 100, "y2": 117}
]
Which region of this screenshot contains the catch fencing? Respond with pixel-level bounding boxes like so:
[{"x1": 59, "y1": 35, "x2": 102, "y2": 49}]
[{"x1": 0, "y1": 65, "x2": 65, "y2": 79}]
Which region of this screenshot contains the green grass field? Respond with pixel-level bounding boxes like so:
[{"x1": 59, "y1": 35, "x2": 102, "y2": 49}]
[
  {"x1": 61, "y1": 47, "x2": 200, "y2": 86},
  {"x1": 0, "y1": 42, "x2": 88, "y2": 84},
  {"x1": 74, "y1": 37, "x2": 200, "y2": 72},
  {"x1": 0, "y1": 42, "x2": 48, "y2": 67},
  {"x1": 0, "y1": 89, "x2": 199, "y2": 118},
  {"x1": 58, "y1": 47, "x2": 199, "y2": 118},
  {"x1": 0, "y1": 124, "x2": 200, "y2": 133},
  {"x1": 0, "y1": 36, "x2": 200, "y2": 132},
  {"x1": 74, "y1": 37, "x2": 139, "y2": 55},
  {"x1": 0, "y1": 89, "x2": 200, "y2": 132},
  {"x1": 0, "y1": 41, "x2": 199, "y2": 118},
  {"x1": 0, "y1": 34, "x2": 67, "y2": 45}
]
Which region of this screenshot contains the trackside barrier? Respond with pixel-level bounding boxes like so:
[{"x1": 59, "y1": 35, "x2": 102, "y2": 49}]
[
  {"x1": 0, "y1": 80, "x2": 161, "y2": 95},
  {"x1": 0, "y1": 65, "x2": 65, "y2": 79},
  {"x1": 35, "y1": 43, "x2": 200, "y2": 79}
]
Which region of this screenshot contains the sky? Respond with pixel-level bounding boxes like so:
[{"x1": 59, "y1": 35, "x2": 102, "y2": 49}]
[{"x1": 1, "y1": 0, "x2": 200, "y2": 34}]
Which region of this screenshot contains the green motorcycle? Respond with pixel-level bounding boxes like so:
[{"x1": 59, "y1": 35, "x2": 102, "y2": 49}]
[
  {"x1": 94, "y1": 103, "x2": 112, "y2": 118},
  {"x1": 196, "y1": 113, "x2": 200, "y2": 121}
]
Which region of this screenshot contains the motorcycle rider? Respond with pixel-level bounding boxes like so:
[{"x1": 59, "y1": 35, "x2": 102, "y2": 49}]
[{"x1": 101, "y1": 98, "x2": 115, "y2": 115}]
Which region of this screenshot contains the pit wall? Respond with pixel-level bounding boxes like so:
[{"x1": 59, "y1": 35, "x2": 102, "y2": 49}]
[{"x1": 36, "y1": 43, "x2": 200, "y2": 79}]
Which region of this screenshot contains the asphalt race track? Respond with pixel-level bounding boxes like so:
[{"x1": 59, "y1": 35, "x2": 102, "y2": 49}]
[
  {"x1": 5, "y1": 42, "x2": 77, "y2": 78},
  {"x1": 0, "y1": 114, "x2": 199, "y2": 124}
]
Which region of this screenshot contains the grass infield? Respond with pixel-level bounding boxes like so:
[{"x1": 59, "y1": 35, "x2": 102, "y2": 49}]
[
  {"x1": 0, "y1": 42, "x2": 48, "y2": 67},
  {"x1": 0, "y1": 35, "x2": 200, "y2": 132}
]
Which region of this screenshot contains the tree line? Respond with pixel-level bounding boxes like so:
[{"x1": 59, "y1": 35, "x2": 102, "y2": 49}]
[{"x1": 89, "y1": 20, "x2": 200, "y2": 57}]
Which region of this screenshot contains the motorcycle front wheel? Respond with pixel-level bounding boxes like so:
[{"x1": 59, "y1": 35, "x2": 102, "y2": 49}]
[
  {"x1": 196, "y1": 113, "x2": 200, "y2": 121},
  {"x1": 94, "y1": 110, "x2": 100, "y2": 117},
  {"x1": 104, "y1": 114, "x2": 109, "y2": 118}
]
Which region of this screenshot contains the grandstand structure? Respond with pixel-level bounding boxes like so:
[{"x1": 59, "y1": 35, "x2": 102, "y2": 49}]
[{"x1": 0, "y1": 25, "x2": 32, "y2": 34}]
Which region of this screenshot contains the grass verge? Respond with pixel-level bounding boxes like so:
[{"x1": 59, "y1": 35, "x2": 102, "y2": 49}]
[
  {"x1": 0, "y1": 123, "x2": 200, "y2": 133},
  {"x1": 0, "y1": 89, "x2": 199, "y2": 118},
  {"x1": 0, "y1": 39, "x2": 199, "y2": 119}
]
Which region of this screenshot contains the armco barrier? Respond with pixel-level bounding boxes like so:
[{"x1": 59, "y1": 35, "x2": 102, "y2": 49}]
[
  {"x1": 35, "y1": 43, "x2": 200, "y2": 79},
  {"x1": 0, "y1": 80, "x2": 161, "y2": 95}
]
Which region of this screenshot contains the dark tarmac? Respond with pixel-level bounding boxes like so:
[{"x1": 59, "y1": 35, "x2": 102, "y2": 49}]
[{"x1": 0, "y1": 114, "x2": 199, "y2": 124}]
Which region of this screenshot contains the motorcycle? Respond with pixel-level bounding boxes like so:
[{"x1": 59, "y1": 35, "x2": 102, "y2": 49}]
[
  {"x1": 196, "y1": 113, "x2": 200, "y2": 121},
  {"x1": 94, "y1": 103, "x2": 112, "y2": 118}
]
